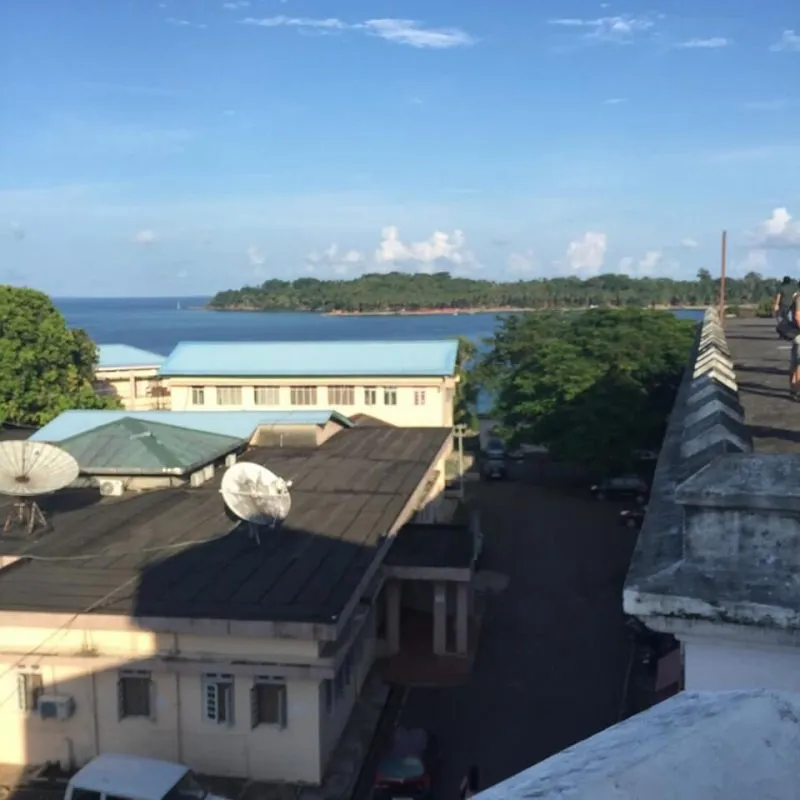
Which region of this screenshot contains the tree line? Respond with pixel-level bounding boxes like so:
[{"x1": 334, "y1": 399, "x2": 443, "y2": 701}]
[{"x1": 208, "y1": 269, "x2": 777, "y2": 313}]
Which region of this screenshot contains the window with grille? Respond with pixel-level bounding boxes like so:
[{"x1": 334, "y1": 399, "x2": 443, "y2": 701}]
[
  {"x1": 216, "y1": 386, "x2": 243, "y2": 406},
  {"x1": 327, "y1": 385, "x2": 355, "y2": 406},
  {"x1": 250, "y1": 678, "x2": 287, "y2": 728},
  {"x1": 254, "y1": 386, "x2": 280, "y2": 406},
  {"x1": 118, "y1": 670, "x2": 153, "y2": 719},
  {"x1": 364, "y1": 387, "x2": 377, "y2": 406},
  {"x1": 414, "y1": 389, "x2": 427, "y2": 406},
  {"x1": 191, "y1": 386, "x2": 205, "y2": 406},
  {"x1": 203, "y1": 674, "x2": 234, "y2": 726},
  {"x1": 17, "y1": 672, "x2": 43, "y2": 712},
  {"x1": 290, "y1": 386, "x2": 318, "y2": 406},
  {"x1": 383, "y1": 386, "x2": 398, "y2": 406}
]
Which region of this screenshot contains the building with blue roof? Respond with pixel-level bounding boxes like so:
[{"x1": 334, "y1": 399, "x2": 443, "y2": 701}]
[
  {"x1": 95, "y1": 344, "x2": 168, "y2": 411},
  {"x1": 159, "y1": 339, "x2": 460, "y2": 428}
]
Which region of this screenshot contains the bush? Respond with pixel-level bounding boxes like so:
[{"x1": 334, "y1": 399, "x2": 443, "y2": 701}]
[{"x1": 755, "y1": 298, "x2": 774, "y2": 318}]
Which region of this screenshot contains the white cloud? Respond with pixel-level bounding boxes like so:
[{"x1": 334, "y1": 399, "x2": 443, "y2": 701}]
[
  {"x1": 374, "y1": 226, "x2": 477, "y2": 271},
  {"x1": 240, "y1": 16, "x2": 476, "y2": 48},
  {"x1": 637, "y1": 250, "x2": 663, "y2": 274},
  {"x1": 246, "y1": 245, "x2": 266, "y2": 266},
  {"x1": 770, "y1": 30, "x2": 800, "y2": 52},
  {"x1": 751, "y1": 207, "x2": 800, "y2": 248},
  {"x1": 681, "y1": 238, "x2": 699, "y2": 248},
  {"x1": 133, "y1": 229, "x2": 157, "y2": 245},
  {"x1": 547, "y1": 15, "x2": 654, "y2": 43},
  {"x1": 166, "y1": 17, "x2": 208, "y2": 29},
  {"x1": 9, "y1": 222, "x2": 24, "y2": 241},
  {"x1": 507, "y1": 250, "x2": 536, "y2": 275},
  {"x1": 306, "y1": 243, "x2": 364, "y2": 274},
  {"x1": 222, "y1": 1, "x2": 249, "y2": 9},
  {"x1": 566, "y1": 232, "x2": 607, "y2": 274},
  {"x1": 738, "y1": 249, "x2": 769, "y2": 273},
  {"x1": 604, "y1": 97, "x2": 627, "y2": 105},
  {"x1": 676, "y1": 37, "x2": 731, "y2": 49},
  {"x1": 618, "y1": 256, "x2": 635, "y2": 274}
]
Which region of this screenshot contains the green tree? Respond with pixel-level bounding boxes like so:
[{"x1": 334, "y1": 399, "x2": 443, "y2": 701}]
[
  {"x1": 0, "y1": 286, "x2": 120, "y2": 426},
  {"x1": 207, "y1": 270, "x2": 784, "y2": 314},
  {"x1": 480, "y1": 308, "x2": 696, "y2": 473},
  {"x1": 454, "y1": 336, "x2": 479, "y2": 429}
]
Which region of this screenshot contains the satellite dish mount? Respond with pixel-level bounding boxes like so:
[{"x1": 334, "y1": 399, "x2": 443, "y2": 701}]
[
  {"x1": 0, "y1": 441, "x2": 80, "y2": 536},
  {"x1": 220, "y1": 461, "x2": 293, "y2": 547}
]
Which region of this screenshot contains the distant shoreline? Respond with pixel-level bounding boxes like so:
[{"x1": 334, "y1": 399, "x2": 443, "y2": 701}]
[{"x1": 204, "y1": 304, "x2": 713, "y2": 316}]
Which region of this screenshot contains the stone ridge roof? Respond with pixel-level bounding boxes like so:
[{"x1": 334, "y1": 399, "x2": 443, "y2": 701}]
[
  {"x1": 58, "y1": 416, "x2": 245, "y2": 475},
  {"x1": 621, "y1": 308, "x2": 800, "y2": 631},
  {"x1": 477, "y1": 690, "x2": 800, "y2": 800}
]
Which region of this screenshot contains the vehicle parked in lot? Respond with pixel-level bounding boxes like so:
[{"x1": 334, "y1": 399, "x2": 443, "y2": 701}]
[
  {"x1": 481, "y1": 437, "x2": 508, "y2": 480},
  {"x1": 590, "y1": 475, "x2": 648, "y2": 504},
  {"x1": 619, "y1": 507, "x2": 647, "y2": 529},
  {"x1": 373, "y1": 727, "x2": 440, "y2": 800},
  {"x1": 65, "y1": 754, "x2": 229, "y2": 800}
]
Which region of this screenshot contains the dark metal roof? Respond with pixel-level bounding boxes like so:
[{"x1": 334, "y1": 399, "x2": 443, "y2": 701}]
[
  {"x1": 0, "y1": 426, "x2": 451, "y2": 625},
  {"x1": 384, "y1": 523, "x2": 474, "y2": 570},
  {"x1": 58, "y1": 416, "x2": 245, "y2": 475}
]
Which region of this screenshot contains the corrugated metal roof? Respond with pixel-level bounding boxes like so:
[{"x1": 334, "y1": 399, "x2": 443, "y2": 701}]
[
  {"x1": 98, "y1": 344, "x2": 166, "y2": 369},
  {"x1": 59, "y1": 416, "x2": 244, "y2": 475},
  {"x1": 158, "y1": 340, "x2": 459, "y2": 377},
  {"x1": 31, "y1": 409, "x2": 353, "y2": 443}
]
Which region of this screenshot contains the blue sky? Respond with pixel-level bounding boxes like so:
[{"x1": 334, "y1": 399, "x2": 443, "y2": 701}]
[{"x1": 2, "y1": 0, "x2": 800, "y2": 296}]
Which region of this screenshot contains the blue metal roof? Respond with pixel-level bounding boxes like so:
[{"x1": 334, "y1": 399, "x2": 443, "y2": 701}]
[
  {"x1": 158, "y1": 340, "x2": 459, "y2": 378},
  {"x1": 31, "y1": 409, "x2": 353, "y2": 443},
  {"x1": 98, "y1": 344, "x2": 166, "y2": 369}
]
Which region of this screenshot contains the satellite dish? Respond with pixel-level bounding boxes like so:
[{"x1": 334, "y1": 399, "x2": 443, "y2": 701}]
[
  {"x1": 220, "y1": 461, "x2": 292, "y2": 545},
  {"x1": 0, "y1": 441, "x2": 80, "y2": 536}
]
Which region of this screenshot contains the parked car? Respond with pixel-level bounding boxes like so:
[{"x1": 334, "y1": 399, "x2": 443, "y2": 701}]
[
  {"x1": 481, "y1": 437, "x2": 508, "y2": 480},
  {"x1": 619, "y1": 507, "x2": 647, "y2": 529},
  {"x1": 373, "y1": 727, "x2": 440, "y2": 800},
  {"x1": 65, "y1": 754, "x2": 230, "y2": 800},
  {"x1": 591, "y1": 475, "x2": 649, "y2": 504}
]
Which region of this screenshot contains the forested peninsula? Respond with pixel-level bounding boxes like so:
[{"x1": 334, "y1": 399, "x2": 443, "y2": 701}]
[{"x1": 207, "y1": 270, "x2": 778, "y2": 314}]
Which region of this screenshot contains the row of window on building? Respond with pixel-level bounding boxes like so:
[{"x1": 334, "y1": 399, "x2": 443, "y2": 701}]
[
  {"x1": 17, "y1": 646, "x2": 364, "y2": 729},
  {"x1": 191, "y1": 384, "x2": 430, "y2": 408}
]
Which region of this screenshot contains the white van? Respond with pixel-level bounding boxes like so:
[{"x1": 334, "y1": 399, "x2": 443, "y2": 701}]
[{"x1": 64, "y1": 754, "x2": 230, "y2": 800}]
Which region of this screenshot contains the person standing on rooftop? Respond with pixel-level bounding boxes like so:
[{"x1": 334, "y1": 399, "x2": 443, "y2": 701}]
[{"x1": 774, "y1": 276, "x2": 795, "y2": 328}]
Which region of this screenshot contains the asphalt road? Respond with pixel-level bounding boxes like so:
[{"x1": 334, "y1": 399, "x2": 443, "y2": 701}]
[{"x1": 400, "y1": 470, "x2": 638, "y2": 798}]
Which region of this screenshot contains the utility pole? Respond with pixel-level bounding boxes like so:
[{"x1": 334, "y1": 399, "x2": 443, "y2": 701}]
[
  {"x1": 719, "y1": 230, "x2": 727, "y2": 322},
  {"x1": 454, "y1": 424, "x2": 467, "y2": 500}
]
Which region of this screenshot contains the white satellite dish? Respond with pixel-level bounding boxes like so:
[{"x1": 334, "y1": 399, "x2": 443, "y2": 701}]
[
  {"x1": 220, "y1": 461, "x2": 292, "y2": 544},
  {"x1": 0, "y1": 441, "x2": 80, "y2": 536}
]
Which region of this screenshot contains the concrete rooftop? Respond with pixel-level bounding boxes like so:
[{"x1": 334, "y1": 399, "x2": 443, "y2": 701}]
[
  {"x1": 476, "y1": 690, "x2": 800, "y2": 800},
  {"x1": 624, "y1": 311, "x2": 800, "y2": 638}
]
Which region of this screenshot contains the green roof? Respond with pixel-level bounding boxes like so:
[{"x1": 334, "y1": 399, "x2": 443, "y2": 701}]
[{"x1": 58, "y1": 416, "x2": 245, "y2": 475}]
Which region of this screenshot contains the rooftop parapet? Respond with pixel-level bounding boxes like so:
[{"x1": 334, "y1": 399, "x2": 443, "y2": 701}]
[{"x1": 623, "y1": 309, "x2": 800, "y2": 633}]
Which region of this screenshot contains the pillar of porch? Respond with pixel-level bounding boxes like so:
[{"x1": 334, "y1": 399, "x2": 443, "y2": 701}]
[
  {"x1": 386, "y1": 579, "x2": 401, "y2": 655},
  {"x1": 455, "y1": 582, "x2": 469, "y2": 655},
  {"x1": 128, "y1": 374, "x2": 136, "y2": 404},
  {"x1": 433, "y1": 582, "x2": 447, "y2": 655}
]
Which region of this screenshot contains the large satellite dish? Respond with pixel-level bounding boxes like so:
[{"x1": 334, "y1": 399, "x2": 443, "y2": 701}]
[
  {"x1": 220, "y1": 461, "x2": 292, "y2": 545},
  {"x1": 0, "y1": 441, "x2": 80, "y2": 535}
]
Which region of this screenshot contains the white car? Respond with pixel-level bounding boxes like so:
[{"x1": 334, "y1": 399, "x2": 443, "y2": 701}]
[{"x1": 65, "y1": 754, "x2": 230, "y2": 800}]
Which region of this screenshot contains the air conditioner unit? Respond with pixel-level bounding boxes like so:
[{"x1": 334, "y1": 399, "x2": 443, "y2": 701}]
[
  {"x1": 37, "y1": 695, "x2": 75, "y2": 721},
  {"x1": 225, "y1": 453, "x2": 237, "y2": 467},
  {"x1": 203, "y1": 464, "x2": 215, "y2": 480},
  {"x1": 98, "y1": 479, "x2": 124, "y2": 497}
]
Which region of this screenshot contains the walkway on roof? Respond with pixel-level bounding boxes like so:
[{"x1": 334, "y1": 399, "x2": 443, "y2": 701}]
[{"x1": 58, "y1": 416, "x2": 245, "y2": 475}]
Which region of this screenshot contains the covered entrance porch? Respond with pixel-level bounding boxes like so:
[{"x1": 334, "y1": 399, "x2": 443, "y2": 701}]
[{"x1": 377, "y1": 522, "x2": 481, "y2": 686}]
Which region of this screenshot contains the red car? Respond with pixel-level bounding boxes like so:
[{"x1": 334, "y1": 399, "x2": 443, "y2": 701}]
[{"x1": 373, "y1": 727, "x2": 440, "y2": 800}]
